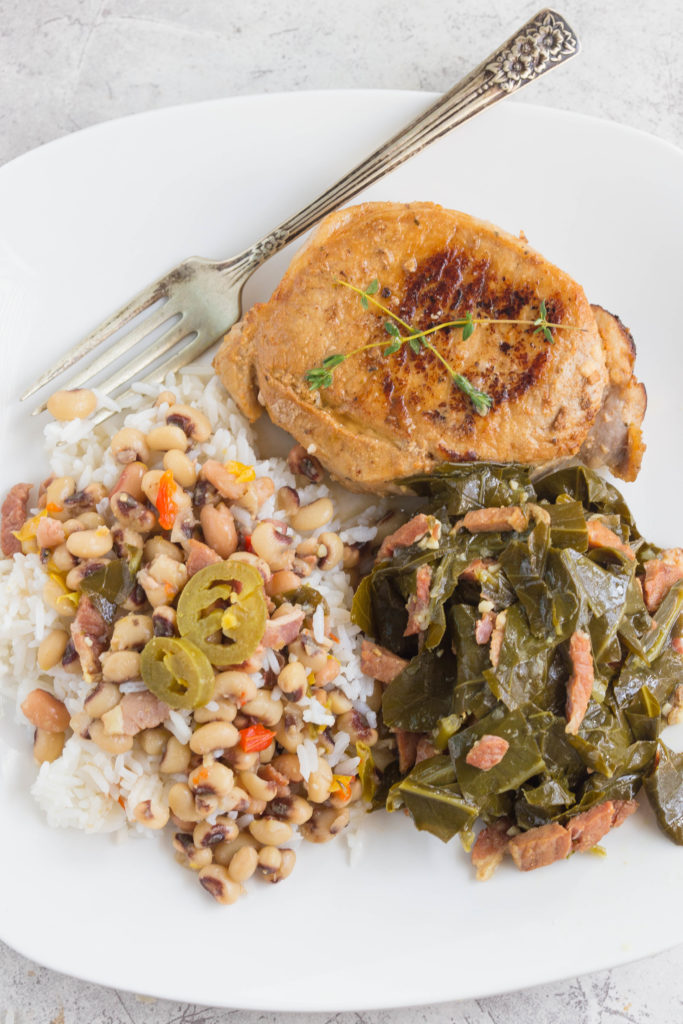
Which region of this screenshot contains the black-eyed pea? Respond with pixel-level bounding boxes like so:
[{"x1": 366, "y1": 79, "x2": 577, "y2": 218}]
[
  {"x1": 42, "y1": 576, "x2": 77, "y2": 618},
  {"x1": 188, "y1": 761, "x2": 234, "y2": 799},
  {"x1": 271, "y1": 752, "x2": 303, "y2": 783},
  {"x1": 290, "y1": 497, "x2": 333, "y2": 533},
  {"x1": 77, "y1": 511, "x2": 106, "y2": 530},
  {"x1": 275, "y1": 706, "x2": 305, "y2": 754},
  {"x1": 66, "y1": 526, "x2": 113, "y2": 559},
  {"x1": 193, "y1": 817, "x2": 239, "y2": 849},
  {"x1": 141, "y1": 469, "x2": 164, "y2": 505},
  {"x1": 87, "y1": 720, "x2": 134, "y2": 754},
  {"x1": 327, "y1": 688, "x2": 353, "y2": 715},
  {"x1": 47, "y1": 388, "x2": 97, "y2": 421},
  {"x1": 101, "y1": 650, "x2": 141, "y2": 684},
  {"x1": 163, "y1": 448, "x2": 197, "y2": 488},
  {"x1": 146, "y1": 424, "x2": 188, "y2": 453},
  {"x1": 276, "y1": 486, "x2": 299, "y2": 516},
  {"x1": 33, "y1": 728, "x2": 65, "y2": 764},
  {"x1": 314, "y1": 656, "x2": 341, "y2": 688},
  {"x1": 37, "y1": 629, "x2": 69, "y2": 671},
  {"x1": 250, "y1": 521, "x2": 294, "y2": 572},
  {"x1": 265, "y1": 569, "x2": 301, "y2": 597},
  {"x1": 168, "y1": 783, "x2": 203, "y2": 823},
  {"x1": 248, "y1": 817, "x2": 293, "y2": 846},
  {"x1": 269, "y1": 848, "x2": 296, "y2": 882},
  {"x1": 258, "y1": 740, "x2": 276, "y2": 764},
  {"x1": 132, "y1": 798, "x2": 170, "y2": 829},
  {"x1": 189, "y1": 720, "x2": 239, "y2": 756},
  {"x1": 138, "y1": 726, "x2": 169, "y2": 757},
  {"x1": 220, "y1": 785, "x2": 251, "y2": 815},
  {"x1": 111, "y1": 428, "x2": 150, "y2": 465},
  {"x1": 152, "y1": 605, "x2": 177, "y2": 637},
  {"x1": 143, "y1": 536, "x2": 184, "y2": 564},
  {"x1": 245, "y1": 797, "x2": 267, "y2": 817},
  {"x1": 159, "y1": 736, "x2": 191, "y2": 774},
  {"x1": 21, "y1": 689, "x2": 70, "y2": 732},
  {"x1": 288, "y1": 637, "x2": 327, "y2": 674},
  {"x1": 45, "y1": 476, "x2": 76, "y2": 512},
  {"x1": 110, "y1": 462, "x2": 146, "y2": 503},
  {"x1": 51, "y1": 543, "x2": 77, "y2": 573},
  {"x1": 198, "y1": 864, "x2": 243, "y2": 904},
  {"x1": 306, "y1": 758, "x2": 333, "y2": 804},
  {"x1": 335, "y1": 710, "x2": 378, "y2": 746},
  {"x1": 227, "y1": 843, "x2": 259, "y2": 884},
  {"x1": 213, "y1": 671, "x2": 256, "y2": 705},
  {"x1": 235, "y1": 476, "x2": 275, "y2": 516},
  {"x1": 165, "y1": 403, "x2": 212, "y2": 443},
  {"x1": 173, "y1": 832, "x2": 212, "y2": 870},
  {"x1": 110, "y1": 492, "x2": 156, "y2": 533},
  {"x1": 239, "y1": 770, "x2": 277, "y2": 802},
  {"x1": 300, "y1": 805, "x2": 350, "y2": 844},
  {"x1": 318, "y1": 531, "x2": 343, "y2": 570},
  {"x1": 110, "y1": 613, "x2": 154, "y2": 652},
  {"x1": 213, "y1": 831, "x2": 259, "y2": 867},
  {"x1": 200, "y1": 503, "x2": 238, "y2": 559},
  {"x1": 270, "y1": 794, "x2": 313, "y2": 825},
  {"x1": 276, "y1": 660, "x2": 307, "y2": 703},
  {"x1": 193, "y1": 699, "x2": 238, "y2": 724},
  {"x1": 222, "y1": 746, "x2": 260, "y2": 772},
  {"x1": 257, "y1": 845, "x2": 282, "y2": 879},
  {"x1": 241, "y1": 694, "x2": 283, "y2": 728},
  {"x1": 83, "y1": 681, "x2": 121, "y2": 719}
]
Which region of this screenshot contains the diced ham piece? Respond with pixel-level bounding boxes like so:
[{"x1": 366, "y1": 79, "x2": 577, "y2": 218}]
[
  {"x1": 119, "y1": 691, "x2": 169, "y2": 735},
  {"x1": 475, "y1": 610, "x2": 496, "y2": 645},
  {"x1": 673, "y1": 637, "x2": 683, "y2": 658},
  {"x1": 643, "y1": 549, "x2": 683, "y2": 612},
  {"x1": 404, "y1": 563, "x2": 432, "y2": 637},
  {"x1": 508, "y1": 822, "x2": 571, "y2": 872},
  {"x1": 459, "y1": 557, "x2": 496, "y2": 582},
  {"x1": 376, "y1": 513, "x2": 431, "y2": 563},
  {"x1": 360, "y1": 639, "x2": 408, "y2": 684},
  {"x1": 70, "y1": 596, "x2": 110, "y2": 682},
  {"x1": 489, "y1": 611, "x2": 507, "y2": 668},
  {"x1": 465, "y1": 734, "x2": 510, "y2": 771},
  {"x1": 586, "y1": 519, "x2": 635, "y2": 560},
  {"x1": 415, "y1": 736, "x2": 439, "y2": 764},
  {"x1": 611, "y1": 798, "x2": 639, "y2": 828},
  {"x1": 186, "y1": 539, "x2": 222, "y2": 577},
  {"x1": 567, "y1": 798, "x2": 639, "y2": 852},
  {"x1": 460, "y1": 506, "x2": 529, "y2": 534},
  {"x1": 1, "y1": 483, "x2": 32, "y2": 556},
  {"x1": 36, "y1": 516, "x2": 66, "y2": 549},
  {"x1": 565, "y1": 629, "x2": 594, "y2": 735},
  {"x1": 262, "y1": 607, "x2": 305, "y2": 650},
  {"x1": 471, "y1": 818, "x2": 512, "y2": 881},
  {"x1": 395, "y1": 729, "x2": 420, "y2": 774}
]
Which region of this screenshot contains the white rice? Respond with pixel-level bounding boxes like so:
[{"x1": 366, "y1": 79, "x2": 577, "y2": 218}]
[{"x1": 0, "y1": 368, "x2": 377, "y2": 842}]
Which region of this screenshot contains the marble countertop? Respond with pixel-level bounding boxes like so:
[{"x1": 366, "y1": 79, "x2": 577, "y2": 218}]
[{"x1": 1, "y1": 1, "x2": 681, "y2": 1021}]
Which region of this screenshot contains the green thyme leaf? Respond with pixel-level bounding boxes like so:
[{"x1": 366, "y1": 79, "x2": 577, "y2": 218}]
[
  {"x1": 409, "y1": 337, "x2": 423, "y2": 354},
  {"x1": 305, "y1": 368, "x2": 333, "y2": 390},
  {"x1": 462, "y1": 313, "x2": 475, "y2": 341},
  {"x1": 365, "y1": 279, "x2": 379, "y2": 295},
  {"x1": 322, "y1": 354, "x2": 346, "y2": 370},
  {"x1": 383, "y1": 340, "x2": 402, "y2": 356},
  {"x1": 452, "y1": 373, "x2": 493, "y2": 416},
  {"x1": 384, "y1": 321, "x2": 400, "y2": 337},
  {"x1": 360, "y1": 295, "x2": 368, "y2": 310}
]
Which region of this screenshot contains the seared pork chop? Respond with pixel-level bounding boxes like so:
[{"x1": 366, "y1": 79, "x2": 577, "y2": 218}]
[{"x1": 214, "y1": 203, "x2": 645, "y2": 491}]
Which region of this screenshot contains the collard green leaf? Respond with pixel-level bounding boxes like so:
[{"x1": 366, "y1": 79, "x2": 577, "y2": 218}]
[
  {"x1": 482, "y1": 604, "x2": 556, "y2": 710},
  {"x1": 613, "y1": 646, "x2": 682, "y2": 709},
  {"x1": 547, "y1": 499, "x2": 588, "y2": 551},
  {"x1": 396, "y1": 755, "x2": 479, "y2": 842},
  {"x1": 645, "y1": 743, "x2": 683, "y2": 844},
  {"x1": 403, "y1": 463, "x2": 534, "y2": 517},
  {"x1": 449, "y1": 706, "x2": 546, "y2": 806},
  {"x1": 534, "y1": 465, "x2": 638, "y2": 533},
  {"x1": 565, "y1": 701, "x2": 633, "y2": 778},
  {"x1": 382, "y1": 648, "x2": 456, "y2": 731}
]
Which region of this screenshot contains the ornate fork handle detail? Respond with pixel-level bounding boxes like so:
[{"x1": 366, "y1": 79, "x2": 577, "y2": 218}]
[{"x1": 227, "y1": 8, "x2": 579, "y2": 274}]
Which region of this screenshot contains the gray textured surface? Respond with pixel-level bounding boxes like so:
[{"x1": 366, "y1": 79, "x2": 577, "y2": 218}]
[{"x1": 1, "y1": 0, "x2": 682, "y2": 1020}]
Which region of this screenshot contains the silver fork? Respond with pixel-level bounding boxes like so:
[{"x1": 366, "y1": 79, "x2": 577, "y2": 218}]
[{"x1": 22, "y1": 8, "x2": 579, "y2": 419}]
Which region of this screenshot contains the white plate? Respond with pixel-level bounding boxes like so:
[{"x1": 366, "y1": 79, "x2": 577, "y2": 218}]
[{"x1": 0, "y1": 92, "x2": 682, "y2": 1012}]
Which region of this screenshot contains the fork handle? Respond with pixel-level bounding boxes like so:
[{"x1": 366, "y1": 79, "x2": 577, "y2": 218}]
[{"x1": 223, "y1": 8, "x2": 578, "y2": 274}]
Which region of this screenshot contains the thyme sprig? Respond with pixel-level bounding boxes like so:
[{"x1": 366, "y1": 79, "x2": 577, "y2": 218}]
[{"x1": 305, "y1": 278, "x2": 583, "y2": 415}]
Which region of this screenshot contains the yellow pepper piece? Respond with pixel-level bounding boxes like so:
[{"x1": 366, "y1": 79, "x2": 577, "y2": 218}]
[
  {"x1": 225, "y1": 460, "x2": 256, "y2": 484},
  {"x1": 12, "y1": 509, "x2": 47, "y2": 543}
]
